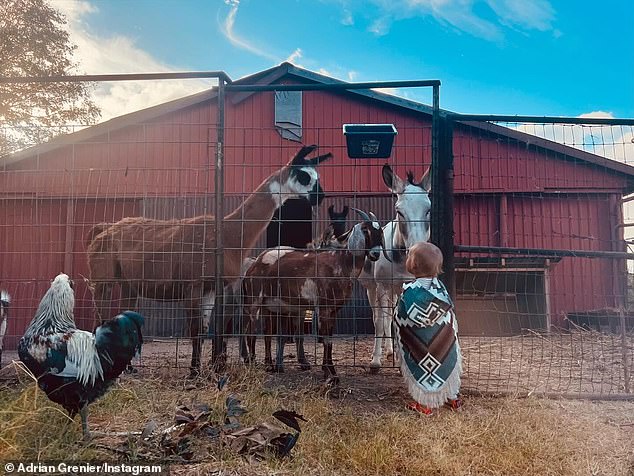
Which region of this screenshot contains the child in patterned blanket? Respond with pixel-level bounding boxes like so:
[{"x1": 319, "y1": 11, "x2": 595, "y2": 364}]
[{"x1": 394, "y1": 241, "x2": 462, "y2": 415}]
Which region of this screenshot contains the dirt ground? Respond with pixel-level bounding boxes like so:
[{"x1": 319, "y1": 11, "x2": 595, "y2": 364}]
[
  {"x1": 1, "y1": 340, "x2": 634, "y2": 476},
  {"x1": 80, "y1": 331, "x2": 633, "y2": 398}
]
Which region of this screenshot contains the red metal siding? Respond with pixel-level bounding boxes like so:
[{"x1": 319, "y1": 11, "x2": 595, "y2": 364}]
[
  {"x1": 0, "y1": 198, "x2": 140, "y2": 344},
  {"x1": 453, "y1": 128, "x2": 628, "y2": 193},
  {"x1": 453, "y1": 192, "x2": 623, "y2": 326},
  {"x1": 0, "y1": 86, "x2": 630, "y2": 343},
  {"x1": 505, "y1": 194, "x2": 618, "y2": 320}
]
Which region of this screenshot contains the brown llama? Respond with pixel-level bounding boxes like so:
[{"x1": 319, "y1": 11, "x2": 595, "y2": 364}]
[{"x1": 86, "y1": 145, "x2": 331, "y2": 376}]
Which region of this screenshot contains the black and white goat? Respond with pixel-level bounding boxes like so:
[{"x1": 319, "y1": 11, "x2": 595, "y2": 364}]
[
  {"x1": 0, "y1": 290, "x2": 9, "y2": 367},
  {"x1": 242, "y1": 209, "x2": 389, "y2": 384}
]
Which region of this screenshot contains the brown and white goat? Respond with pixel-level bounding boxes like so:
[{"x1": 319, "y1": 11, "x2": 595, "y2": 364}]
[
  {"x1": 242, "y1": 209, "x2": 389, "y2": 384},
  {"x1": 86, "y1": 145, "x2": 331, "y2": 376}
]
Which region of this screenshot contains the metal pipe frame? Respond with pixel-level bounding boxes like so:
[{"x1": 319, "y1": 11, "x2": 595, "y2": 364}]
[
  {"x1": 225, "y1": 80, "x2": 440, "y2": 92},
  {"x1": 0, "y1": 71, "x2": 232, "y2": 84},
  {"x1": 455, "y1": 244, "x2": 634, "y2": 260},
  {"x1": 445, "y1": 113, "x2": 634, "y2": 126}
]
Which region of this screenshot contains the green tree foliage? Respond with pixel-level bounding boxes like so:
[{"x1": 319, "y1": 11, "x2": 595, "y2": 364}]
[{"x1": 0, "y1": 0, "x2": 100, "y2": 156}]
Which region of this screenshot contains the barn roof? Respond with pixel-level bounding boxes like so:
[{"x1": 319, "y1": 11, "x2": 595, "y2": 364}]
[{"x1": 3, "y1": 62, "x2": 634, "y2": 186}]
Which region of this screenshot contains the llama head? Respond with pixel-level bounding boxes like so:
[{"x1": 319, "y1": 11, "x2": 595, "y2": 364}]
[
  {"x1": 382, "y1": 164, "x2": 431, "y2": 248},
  {"x1": 273, "y1": 145, "x2": 331, "y2": 207},
  {"x1": 339, "y1": 208, "x2": 386, "y2": 262}
]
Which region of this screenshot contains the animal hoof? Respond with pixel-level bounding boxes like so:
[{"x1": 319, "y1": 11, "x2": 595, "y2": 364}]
[
  {"x1": 369, "y1": 365, "x2": 380, "y2": 374},
  {"x1": 124, "y1": 365, "x2": 137, "y2": 374},
  {"x1": 298, "y1": 361, "x2": 311, "y2": 371}
]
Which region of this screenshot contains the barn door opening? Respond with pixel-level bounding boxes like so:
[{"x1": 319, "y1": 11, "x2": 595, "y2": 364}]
[
  {"x1": 454, "y1": 257, "x2": 558, "y2": 336},
  {"x1": 266, "y1": 198, "x2": 313, "y2": 248}
]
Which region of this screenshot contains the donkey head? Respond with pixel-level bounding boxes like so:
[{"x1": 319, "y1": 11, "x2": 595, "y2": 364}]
[
  {"x1": 327, "y1": 204, "x2": 349, "y2": 238},
  {"x1": 339, "y1": 208, "x2": 388, "y2": 262},
  {"x1": 279, "y1": 144, "x2": 331, "y2": 206},
  {"x1": 382, "y1": 164, "x2": 431, "y2": 249}
]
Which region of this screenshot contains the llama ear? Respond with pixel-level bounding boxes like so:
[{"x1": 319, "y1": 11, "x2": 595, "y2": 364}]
[
  {"x1": 290, "y1": 145, "x2": 318, "y2": 166},
  {"x1": 305, "y1": 152, "x2": 332, "y2": 166},
  {"x1": 382, "y1": 163, "x2": 404, "y2": 194},
  {"x1": 420, "y1": 167, "x2": 431, "y2": 192}
]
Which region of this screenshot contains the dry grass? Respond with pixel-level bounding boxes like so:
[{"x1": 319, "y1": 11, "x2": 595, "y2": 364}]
[{"x1": 0, "y1": 361, "x2": 633, "y2": 476}]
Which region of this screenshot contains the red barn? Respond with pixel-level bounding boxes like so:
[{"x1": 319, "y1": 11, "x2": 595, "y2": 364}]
[{"x1": 1, "y1": 63, "x2": 632, "y2": 346}]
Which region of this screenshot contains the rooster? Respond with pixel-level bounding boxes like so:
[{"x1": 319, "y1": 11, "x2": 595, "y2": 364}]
[{"x1": 18, "y1": 273, "x2": 144, "y2": 439}]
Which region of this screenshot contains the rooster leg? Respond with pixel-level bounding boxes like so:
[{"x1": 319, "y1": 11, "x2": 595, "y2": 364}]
[{"x1": 80, "y1": 405, "x2": 91, "y2": 441}]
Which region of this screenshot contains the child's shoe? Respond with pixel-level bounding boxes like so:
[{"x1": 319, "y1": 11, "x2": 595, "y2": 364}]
[
  {"x1": 406, "y1": 401, "x2": 433, "y2": 415},
  {"x1": 444, "y1": 397, "x2": 463, "y2": 411}
]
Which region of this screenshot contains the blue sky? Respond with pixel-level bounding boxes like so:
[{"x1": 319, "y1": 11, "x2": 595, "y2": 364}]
[{"x1": 55, "y1": 0, "x2": 633, "y2": 119}]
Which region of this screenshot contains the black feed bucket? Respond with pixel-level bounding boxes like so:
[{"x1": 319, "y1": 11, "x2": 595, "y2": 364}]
[{"x1": 343, "y1": 124, "x2": 397, "y2": 159}]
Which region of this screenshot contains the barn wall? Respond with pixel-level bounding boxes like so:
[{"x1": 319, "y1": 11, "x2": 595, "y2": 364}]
[
  {"x1": 454, "y1": 192, "x2": 625, "y2": 326},
  {"x1": 2, "y1": 90, "x2": 627, "y2": 198},
  {"x1": 0, "y1": 197, "x2": 140, "y2": 347},
  {"x1": 0, "y1": 85, "x2": 630, "y2": 344}
]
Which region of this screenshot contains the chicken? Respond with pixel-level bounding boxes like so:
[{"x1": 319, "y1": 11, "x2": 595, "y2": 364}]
[{"x1": 18, "y1": 273, "x2": 144, "y2": 439}]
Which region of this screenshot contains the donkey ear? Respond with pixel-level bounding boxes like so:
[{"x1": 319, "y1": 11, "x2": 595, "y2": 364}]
[
  {"x1": 382, "y1": 163, "x2": 404, "y2": 194},
  {"x1": 420, "y1": 167, "x2": 431, "y2": 192}
]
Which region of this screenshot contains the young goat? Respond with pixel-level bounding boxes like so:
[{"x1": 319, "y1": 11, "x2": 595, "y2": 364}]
[{"x1": 242, "y1": 209, "x2": 389, "y2": 384}]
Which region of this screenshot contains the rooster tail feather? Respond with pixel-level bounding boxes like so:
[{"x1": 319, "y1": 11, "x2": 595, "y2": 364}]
[{"x1": 95, "y1": 310, "x2": 144, "y2": 378}]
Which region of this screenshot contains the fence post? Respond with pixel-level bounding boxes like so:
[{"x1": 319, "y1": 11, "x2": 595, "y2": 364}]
[
  {"x1": 212, "y1": 78, "x2": 226, "y2": 369},
  {"x1": 431, "y1": 101, "x2": 455, "y2": 298}
]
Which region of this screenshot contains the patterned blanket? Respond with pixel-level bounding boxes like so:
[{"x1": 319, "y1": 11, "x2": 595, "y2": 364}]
[{"x1": 394, "y1": 277, "x2": 462, "y2": 408}]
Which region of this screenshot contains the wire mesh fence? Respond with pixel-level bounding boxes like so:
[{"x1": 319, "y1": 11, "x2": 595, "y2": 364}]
[{"x1": 1, "y1": 76, "x2": 633, "y2": 399}]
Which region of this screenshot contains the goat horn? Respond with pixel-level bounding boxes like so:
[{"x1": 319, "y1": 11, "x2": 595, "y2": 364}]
[
  {"x1": 349, "y1": 207, "x2": 371, "y2": 223},
  {"x1": 369, "y1": 211, "x2": 379, "y2": 223}
]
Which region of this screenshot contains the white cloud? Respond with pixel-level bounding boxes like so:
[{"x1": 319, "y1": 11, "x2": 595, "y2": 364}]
[
  {"x1": 286, "y1": 48, "x2": 304, "y2": 64},
  {"x1": 485, "y1": 0, "x2": 555, "y2": 31},
  {"x1": 346, "y1": 0, "x2": 556, "y2": 41},
  {"x1": 369, "y1": 17, "x2": 391, "y2": 36},
  {"x1": 51, "y1": 0, "x2": 212, "y2": 123},
  {"x1": 341, "y1": 9, "x2": 355, "y2": 25},
  {"x1": 514, "y1": 112, "x2": 634, "y2": 166},
  {"x1": 221, "y1": 0, "x2": 279, "y2": 62}
]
